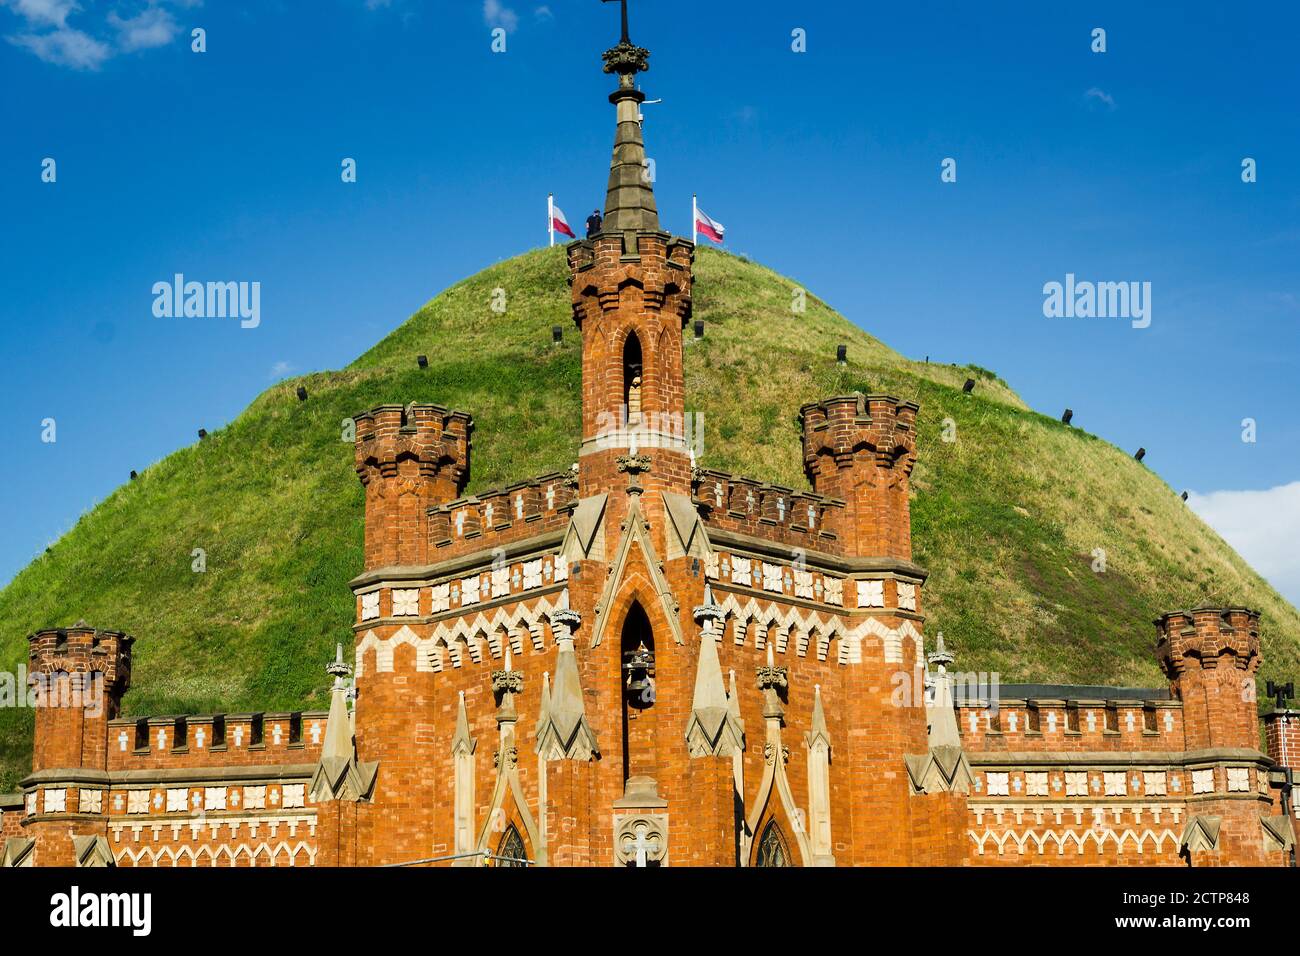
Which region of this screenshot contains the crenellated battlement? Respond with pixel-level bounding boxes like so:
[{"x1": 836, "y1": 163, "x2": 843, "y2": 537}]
[
  {"x1": 105, "y1": 711, "x2": 329, "y2": 771},
  {"x1": 954, "y1": 685, "x2": 1186, "y2": 753},
  {"x1": 353, "y1": 403, "x2": 473, "y2": 487},
  {"x1": 1154, "y1": 607, "x2": 1262, "y2": 753},
  {"x1": 800, "y1": 394, "x2": 919, "y2": 482},
  {"x1": 352, "y1": 403, "x2": 473, "y2": 569},
  {"x1": 27, "y1": 624, "x2": 133, "y2": 693},
  {"x1": 1154, "y1": 606, "x2": 1261, "y2": 677},
  {"x1": 691, "y1": 468, "x2": 845, "y2": 553},
  {"x1": 428, "y1": 471, "x2": 577, "y2": 557},
  {"x1": 799, "y1": 393, "x2": 919, "y2": 561}
]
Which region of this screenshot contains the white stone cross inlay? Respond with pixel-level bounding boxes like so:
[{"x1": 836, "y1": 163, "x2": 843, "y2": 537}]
[
  {"x1": 119, "y1": 731, "x2": 128, "y2": 752},
  {"x1": 234, "y1": 727, "x2": 244, "y2": 748},
  {"x1": 311, "y1": 722, "x2": 322, "y2": 744},
  {"x1": 455, "y1": 511, "x2": 466, "y2": 535},
  {"x1": 546, "y1": 485, "x2": 556, "y2": 509},
  {"x1": 153, "y1": 793, "x2": 162, "y2": 810},
  {"x1": 622, "y1": 823, "x2": 660, "y2": 867},
  {"x1": 273, "y1": 724, "x2": 283, "y2": 746},
  {"x1": 195, "y1": 727, "x2": 206, "y2": 750},
  {"x1": 515, "y1": 495, "x2": 524, "y2": 519},
  {"x1": 157, "y1": 728, "x2": 166, "y2": 750}
]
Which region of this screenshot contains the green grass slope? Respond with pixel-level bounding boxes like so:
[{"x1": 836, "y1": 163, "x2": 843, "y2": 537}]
[{"x1": 2, "y1": 246, "x2": 1295, "y2": 788}]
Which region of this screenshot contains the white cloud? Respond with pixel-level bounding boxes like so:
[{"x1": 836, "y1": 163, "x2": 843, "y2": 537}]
[
  {"x1": 534, "y1": 5, "x2": 552, "y2": 21},
  {"x1": 1084, "y1": 87, "x2": 1116, "y2": 110},
  {"x1": 483, "y1": 0, "x2": 518, "y2": 33},
  {"x1": 108, "y1": 6, "x2": 177, "y2": 52},
  {"x1": 2, "y1": 0, "x2": 78, "y2": 29},
  {"x1": 3, "y1": 0, "x2": 192, "y2": 68},
  {"x1": 269, "y1": 361, "x2": 295, "y2": 380},
  {"x1": 1187, "y1": 481, "x2": 1300, "y2": 606},
  {"x1": 7, "y1": 26, "x2": 109, "y2": 69}
]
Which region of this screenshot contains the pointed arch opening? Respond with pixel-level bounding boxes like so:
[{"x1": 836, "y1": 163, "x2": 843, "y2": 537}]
[
  {"x1": 494, "y1": 824, "x2": 528, "y2": 867},
  {"x1": 620, "y1": 600, "x2": 658, "y2": 797},
  {"x1": 623, "y1": 330, "x2": 644, "y2": 425},
  {"x1": 755, "y1": 819, "x2": 792, "y2": 868}
]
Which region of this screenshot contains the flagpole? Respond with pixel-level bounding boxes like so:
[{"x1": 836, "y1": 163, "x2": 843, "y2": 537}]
[
  {"x1": 548, "y1": 193, "x2": 554, "y2": 248},
  {"x1": 692, "y1": 193, "x2": 697, "y2": 246}
]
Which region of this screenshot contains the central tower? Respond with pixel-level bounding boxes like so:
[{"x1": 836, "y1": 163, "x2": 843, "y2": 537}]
[{"x1": 567, "y1": 7, "x2": 694, "y2": 520}]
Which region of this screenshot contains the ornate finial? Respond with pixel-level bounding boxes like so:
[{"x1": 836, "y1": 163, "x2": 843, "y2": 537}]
[
  {"x1": 326, "y1": 642, "x2": 352, "y2": 687},
  {"x1": 927, "y1": 632, "x2": 954, "y2": 671},
  {"x1": 693, "y1": 582, "x2": 725, "y2": 627},
  {"x1": 601, "y1": 0, "x2": 648, "y2": 84}
]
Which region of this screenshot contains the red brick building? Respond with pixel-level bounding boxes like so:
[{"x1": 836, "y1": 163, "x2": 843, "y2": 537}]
[{"x1": 3, "y1": 23, "x2": 1295, "y2": 869}]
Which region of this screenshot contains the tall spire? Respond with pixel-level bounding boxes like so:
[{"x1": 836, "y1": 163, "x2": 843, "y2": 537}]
[{"x1": 599, "y1": 0, "x2": 659, "y2": 233}]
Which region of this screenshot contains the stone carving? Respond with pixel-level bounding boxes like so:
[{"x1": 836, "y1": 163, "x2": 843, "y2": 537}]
[
  {"x1": 392, "y1": 588, "x2": 420, "y2": 616},
  {"x1": 614, "y1": 815, "x2": 667, "y2": 867},
  {"x1": 360, "y1": 591, "x2": 380, "y2": 621}
]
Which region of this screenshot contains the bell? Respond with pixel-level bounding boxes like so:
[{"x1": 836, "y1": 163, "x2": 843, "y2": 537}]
[{"x1": 622, "y1": 640, "x2": 655, "y2": 700}]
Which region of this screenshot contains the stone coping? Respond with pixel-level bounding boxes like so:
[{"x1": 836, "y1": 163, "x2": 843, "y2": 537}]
[
  {"x1": 706, "y1": 527, "x2": 929, "y2": 581},
  {"x1": 955, "y1": 683, "x2": 1172, "y2": 704},
  {"x1": 20, "y1": 764, "x2": 317, "y2": 789},
  {"x1": 431, "y1": 471, "x2": 572, "y2": 512},
  {"x1": 0, "y1": 793, "x2": 22, "y2": 809},
  {"x1": 107, "y1": 711, "x2": 328, "y2": 726},
  {"x1": 968, "y1": 747, "x2": 1271, "y2": 768},
  {"x1": 799, "y1": 393, "x2": 921, "y2": 415},
  {"x1": 350, "y1": 529, "x2": 566, "y2": 590}
]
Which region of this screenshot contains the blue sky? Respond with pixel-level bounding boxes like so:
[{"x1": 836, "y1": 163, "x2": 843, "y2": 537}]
[{"x1": 2, "y1": 0, "x2": 1298, "y2": 602}]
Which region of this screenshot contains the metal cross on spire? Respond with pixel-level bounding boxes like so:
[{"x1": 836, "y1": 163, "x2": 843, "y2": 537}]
[{"x1": 602, "y1": 0, "x2": 631, "y2": 43}]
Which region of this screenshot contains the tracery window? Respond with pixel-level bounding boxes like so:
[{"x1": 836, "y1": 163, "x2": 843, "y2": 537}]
[
  {"x1": 755, "y1": 820, "x2": 791, "y2": 868},
  {"x1": 495, "y1": 825, "x2": 527, "y2": 866}
]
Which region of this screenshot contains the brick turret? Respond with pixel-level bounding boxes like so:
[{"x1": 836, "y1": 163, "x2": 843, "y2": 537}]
[
  {"x1": 22, "y1": 624, "x2": 132, "y2": 865},
  {"x1": 567, "y1": 24, "x2": 694, "y2": 527},
  {"x1": 800, "y1": 394, "x2": 918, "y2": 560},
  {"x1": 27, "y1": 624, "x2": 132, "y2": 773},
  {"x1": 1155, "y1": 607, "x2": 1260, "y2": 751},
  {"x1": 353, "y1": 403, "x2": 472, "y2": 570}
]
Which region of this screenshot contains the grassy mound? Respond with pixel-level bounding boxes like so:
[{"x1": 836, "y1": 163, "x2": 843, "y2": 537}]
[{"x1": 1, "y1": 246, "x2": 1294, "y2": 789}]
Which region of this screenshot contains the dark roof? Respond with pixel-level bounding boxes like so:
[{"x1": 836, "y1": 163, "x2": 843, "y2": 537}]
[{"x1": 953, "y1": 683, "x2": 1171, "y2": 703}]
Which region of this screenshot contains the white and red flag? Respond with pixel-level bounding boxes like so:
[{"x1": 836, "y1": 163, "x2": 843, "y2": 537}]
[
  {"x1": 693, "y1": 196, "x2": 725, "y2": 244},
  {"x1": 549, "y1": 195, "x2": 575, "y2": 245}
]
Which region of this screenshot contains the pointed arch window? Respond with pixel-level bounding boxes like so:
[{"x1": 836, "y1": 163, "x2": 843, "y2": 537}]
[
  {"x1": 755, "y1": 820, "x2": 791, "y2": 868},
  {"x1": 623, "y1": 331, "x2": 643, "y2": 424},
  {"x1": 495, "y1": 825, "x2": 527, "y2": 867}
]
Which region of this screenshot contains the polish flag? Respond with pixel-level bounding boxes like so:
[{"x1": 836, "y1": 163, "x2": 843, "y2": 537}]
[
  {"x1": 695, "y1": 205, "x2": 725, "y2": 244},
  {"x1": 551, "y1": 203, "x2": 575, "y2": 239}
]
